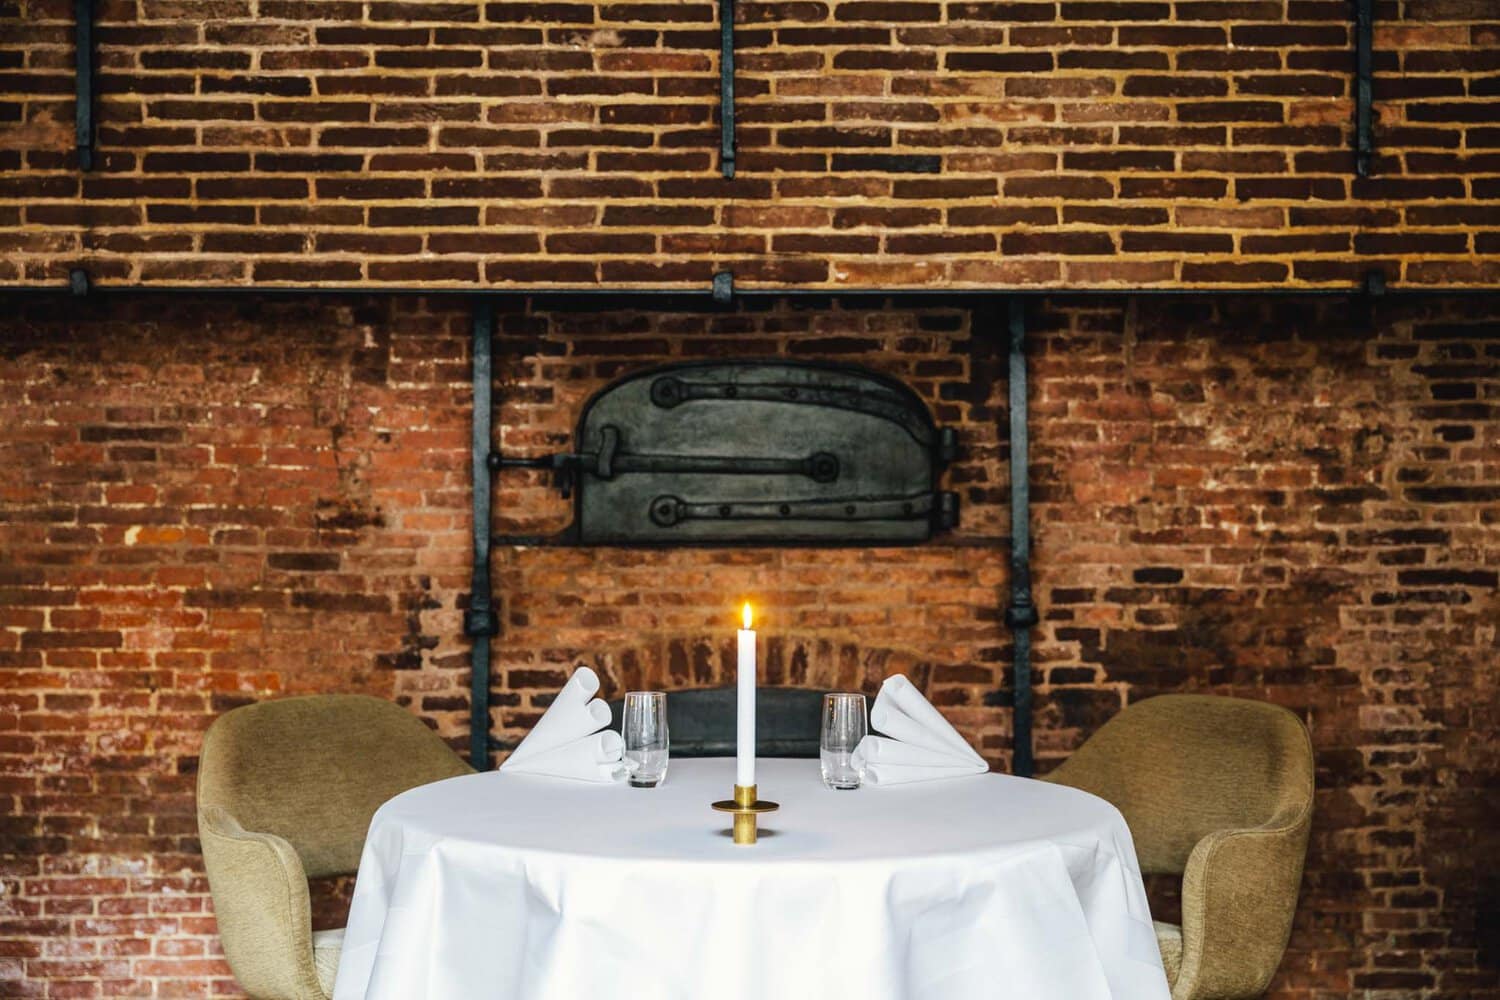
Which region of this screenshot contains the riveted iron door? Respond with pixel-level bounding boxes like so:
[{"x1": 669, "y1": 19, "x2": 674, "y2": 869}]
[{"x1": 547, "y1": 361, "x2": 957, "y2": 545}]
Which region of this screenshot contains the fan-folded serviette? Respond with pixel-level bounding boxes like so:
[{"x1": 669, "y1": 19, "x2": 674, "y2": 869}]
[
  {"x1": 499, "y1": 666, "x2": 623, "y2": 782},
  {"x1": 852, "y1": 674, "x2": 988, "y2": 785}
]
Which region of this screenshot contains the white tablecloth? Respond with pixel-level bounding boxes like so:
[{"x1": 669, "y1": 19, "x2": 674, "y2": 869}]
[{"x1": 334, "y1": 758, "x2": 1169, "y2": 1000}]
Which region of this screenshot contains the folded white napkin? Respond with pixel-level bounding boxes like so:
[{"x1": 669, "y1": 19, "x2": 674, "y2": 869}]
[
  {"x1": 852, "y1": 674, "x2": 988, "y2": 785},
  {"x1": 499, "y1": 666, "x2": 624, "y2": 783}
]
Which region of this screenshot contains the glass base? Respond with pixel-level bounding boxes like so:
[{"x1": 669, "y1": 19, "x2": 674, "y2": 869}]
[
  {"x1": 629, "y1": 777, "x2": 661, "y2": 788},
  {"x1": 821, "y1": 746, "x2": 862, "y2": 791}
]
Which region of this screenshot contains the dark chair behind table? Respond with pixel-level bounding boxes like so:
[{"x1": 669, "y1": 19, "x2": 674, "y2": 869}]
[{"x1": 607, "y1": 686, "x2": 825, "y2": 758}]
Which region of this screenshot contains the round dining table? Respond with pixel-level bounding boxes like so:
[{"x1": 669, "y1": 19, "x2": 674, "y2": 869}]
[{"x1": 332, "y1": 757, "x2": 1170, "y2": 1000}]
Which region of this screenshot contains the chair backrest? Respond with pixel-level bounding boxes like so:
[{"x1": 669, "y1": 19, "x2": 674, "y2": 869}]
[
  {"x1": 607, "y1": 686, "x2": 825, "y2": 758},
  {"x1": 197, "y1": 694, "x2": 472, "y2": 877},
  {"x1": 1045, "y1": 694, "x2": 1314, "y2": 875}
]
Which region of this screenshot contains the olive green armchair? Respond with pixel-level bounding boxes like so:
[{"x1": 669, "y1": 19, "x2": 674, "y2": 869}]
[
  {"x1": 197, "y1": 695, "x2": 472, "y2": 1000},
  {"x1": 1044, "y1": 694, "x2": 1314, "y2": 1000}
]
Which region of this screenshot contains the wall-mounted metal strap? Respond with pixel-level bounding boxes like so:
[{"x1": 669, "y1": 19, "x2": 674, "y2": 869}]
[
  {"x1": 1354, "y1": 0, "x2": 1374, "y2": 177},
  {"x1": 650, "y1": 375, "x2": 932, "y2": 444},
  {"x1": 718, "y1": 0, "x2": 736, "y2": 178},
  {"x1": 1005, "y1": 298, "x2": 1038, "y2": 778},
  {"x1": 74, "y1": 0, "x2": 95, "y2": 171},
  {"x1": 585, "y1": 429, "x2": 840, "y2": 483},
  {"x1": 464, "y1": 300, "x2": 500, "y2": 768},
  {"x1": 493, "y1": 429, "x2": 840, "y2": 495},
  {"x1": 649, "y1": 492, "x2": 936, "y2": 527},
  {"x1": 14, "y1": 283, "x2": 1500, "y2": 300}
]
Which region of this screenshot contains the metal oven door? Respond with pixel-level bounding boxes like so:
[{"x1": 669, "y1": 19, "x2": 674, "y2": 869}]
[{"x1": 543, "y1": 361, "x2": 957, "y2": 545}]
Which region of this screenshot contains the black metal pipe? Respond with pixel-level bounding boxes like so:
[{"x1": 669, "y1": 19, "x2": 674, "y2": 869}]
[
  {"x1": 1354, "y1": 0, "x2": 1374, "y2": 178},
  {"x1": 74, "y1": 0, "x2": 95, "y2": 171},
  {"x1": 1004, "y1": 298, "x2": 1039, "y2": 779},
  {"x1": 719, "y1": 0, "x2": 736, "y2": 178},
  {"x1": 8, "y1": 283, "x2": 1497, "y2": 300},
  {"x1": 463, "y1": 300, "x2": 500, "y2": 768}
]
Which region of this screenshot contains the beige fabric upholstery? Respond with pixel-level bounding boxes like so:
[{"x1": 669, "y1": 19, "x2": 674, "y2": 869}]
[
  {"x1": 1154, "y1": 920, "x2": 1183, "y2": 985},
  {"x1": 198, "y1": 805, "x2": 323, "y2": 1000},
  {"x1": 1045, "y1": 694, "x2": 1313, "y2": 1000},
  {"x1": 311, "y1": 929, "x2": 344, "y2": 996},
  {"x1": 198, "y1": 695, "x2": 472, "y2": 1000}
]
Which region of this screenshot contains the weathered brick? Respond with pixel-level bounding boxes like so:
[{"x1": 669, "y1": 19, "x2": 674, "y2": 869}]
[
  {"x1": 6, "y1": 295, "x2": 1492, "y2": 998},
  {"x1": 0, "y1": 2, "x2": 1491, "y2": 291}
]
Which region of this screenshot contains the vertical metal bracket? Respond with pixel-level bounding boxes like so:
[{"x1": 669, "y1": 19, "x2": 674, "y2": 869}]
[
  {"x1": 75, "y1": 0, "x2": 96, "y2": 171},
  {"x1": 1354, "y1": 0, "x2": 1374, "y2": 178},
  {"x1": 1358, "y1": 268, "x2": 1388, "y2": 328},
  {"x1": 464, "y1": 300, "x2": 500, "y2": 769},
  {"x1": 1004, "y1": 299, "x2": 1038, "y2": 779},
  {"x1": 712, "y1": 270, "x2": 734, "y2": 304},
  {"x1": 719, "y1": 0, "x2": 736, "y2": 178}
]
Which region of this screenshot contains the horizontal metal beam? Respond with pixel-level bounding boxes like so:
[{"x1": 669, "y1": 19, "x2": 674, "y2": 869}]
[
  {"x1": 491, "y1": 533, "x2": 1015, "y2": 549},
  {"x1": 6, "y1": 283, "x2": 1498, "y2": 300}
]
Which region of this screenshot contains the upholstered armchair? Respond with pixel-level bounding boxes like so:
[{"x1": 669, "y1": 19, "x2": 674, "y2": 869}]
[
  {"x1": 1044, "y1": 694, "x2": 1314, "y2": 1000},
  {"x1": 197, "y1": 695, "x2": 472, "y2": 1000}
]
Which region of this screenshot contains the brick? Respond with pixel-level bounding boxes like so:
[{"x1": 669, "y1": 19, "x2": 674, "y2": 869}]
[
  {"x1": 601, "y1": 205, "x2": 717, "y2": 227},
  {"x1": 1120, "y1": 75, "x2": 1229, "y2": 98},
  {"x1": 1002, "y1": 232, "x2": 1116, "y2": 255},
  {"x1": 1060, "y1": 2, "x2": 1169, "y2": 19},
  {"x1": 829, "y1": 153, "x2": 942, "y2": 173},
  {"x1": 834, "y1": 2, "x2": 942, "y2": 20},
  {"x1": 0, "y1": 0, "x2": 1485, "y2": 293},
  {"x1": 266, "y1": 553, "x2": 342, "y2": 573},
  {"x1": 1181, "y1": 261, "x2": 1290, "y2": 283},
  {"x1": 1177, "y1": 101, "x2": 1286, "y2": 123},
  {"x1": 0, "y1": 53, "x2": 1498, "y2": 1000},
  {"x1": 1119, "y1": 232, "x2": 1234, "y2": 253},
  {"x1": 1062, "y1": 151, "x2": 1175, "y2": 172},
  {"x1": 944, "y1": 51, "x2": 1054, "y2": 72}
]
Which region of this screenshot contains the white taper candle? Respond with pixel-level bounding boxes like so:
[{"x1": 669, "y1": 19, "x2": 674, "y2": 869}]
[{"x1": 736, "y1": 602, "x2": 756, "y2": 788}]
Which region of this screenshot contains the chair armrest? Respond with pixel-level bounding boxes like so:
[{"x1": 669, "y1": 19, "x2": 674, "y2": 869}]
[
  {"x1": 199, "y1": 805, "x2": 327, "y2": 1000},
  {"x1": 1175, "y1": 807, "x2": 1312, "y2": 1000}
]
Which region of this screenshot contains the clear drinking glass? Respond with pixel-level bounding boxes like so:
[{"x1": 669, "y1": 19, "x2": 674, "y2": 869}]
[
  {"x1": 622, "y1": 691, "x2": 669, "y2": 788},
  {"x1": 820, "y1": 692, "x2": 867, "y2": 790}
]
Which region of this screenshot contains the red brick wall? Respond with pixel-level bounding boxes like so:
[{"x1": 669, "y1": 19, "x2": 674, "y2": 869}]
[
  {"x1": 3, "y1": 2, "x2": 1499, "y2": 289},
  {"x1": 2, "y1": 294, "x2": 1498, "y2": 997}
]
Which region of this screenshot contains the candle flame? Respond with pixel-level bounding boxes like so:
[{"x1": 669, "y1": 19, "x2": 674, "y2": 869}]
[{"x1": 742, "y1": 602, "x2": 753, "y2": 630}]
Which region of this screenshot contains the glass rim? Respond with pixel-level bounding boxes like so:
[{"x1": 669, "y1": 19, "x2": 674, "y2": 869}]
[
  {"x1": 823, "y1": 691, "x2": 866, "y2": 700},
  {"x1": 623, "y1": 689, "x2": 666, "y2": 700}
]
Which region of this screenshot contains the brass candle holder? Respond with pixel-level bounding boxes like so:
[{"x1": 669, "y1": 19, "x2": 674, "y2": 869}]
[{"x1": 712, "y1": 783, "x2": 779, "y2": 845}]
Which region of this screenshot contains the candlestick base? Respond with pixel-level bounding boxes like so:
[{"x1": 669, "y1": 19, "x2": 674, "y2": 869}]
[{"x1": 711, "y1": 783, "x2": 780, "y2": 845}]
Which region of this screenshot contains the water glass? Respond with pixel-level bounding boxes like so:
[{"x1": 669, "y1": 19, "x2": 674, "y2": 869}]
[
  {"x1": 622, "y1": 691, "x2": 669, "y2": 787},
  {"x1": 820, "y1": 692, "x2": 867, "y2": 790}
]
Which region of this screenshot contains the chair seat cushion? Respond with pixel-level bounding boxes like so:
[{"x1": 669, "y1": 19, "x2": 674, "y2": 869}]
[
  {"x1": 312, "y1": 927, "x2": 344, "y2": 996},
  {"x1": 1154, "y1": 920, "x2": 1182, "y2": 987}
]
